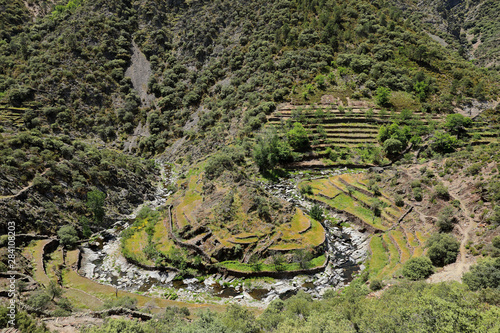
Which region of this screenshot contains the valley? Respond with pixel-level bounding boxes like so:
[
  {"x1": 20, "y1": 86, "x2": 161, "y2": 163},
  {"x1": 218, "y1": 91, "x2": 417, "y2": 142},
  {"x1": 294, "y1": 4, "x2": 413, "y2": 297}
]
[{"x1": 1, "y1": 0, "x2": 500, "y2": 331}]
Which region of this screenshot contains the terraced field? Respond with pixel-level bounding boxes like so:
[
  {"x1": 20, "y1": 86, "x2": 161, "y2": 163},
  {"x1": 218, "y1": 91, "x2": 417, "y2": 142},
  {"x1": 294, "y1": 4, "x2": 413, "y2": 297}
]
[
  {"x1": 298, "y1": 171, "x2": 433, "y2": 280},
  {"x1": 0, "y1": 104, "x2": 26, "y2": 128},
  {"x1": 366, "y1": 224, "x2": 430, "y2": 280},
  {"x1": 300, "y1": 173, "x2": 404, "y2": 231},
  {"x1": 123, "y1": 165, "x2": 327, "y2": 273},
  {"x1": 467, "y1": 122, "x2": 500, "y2": 146},
  {"x1": 268, "y1": 99, "x2": 442, "y2": 155}
]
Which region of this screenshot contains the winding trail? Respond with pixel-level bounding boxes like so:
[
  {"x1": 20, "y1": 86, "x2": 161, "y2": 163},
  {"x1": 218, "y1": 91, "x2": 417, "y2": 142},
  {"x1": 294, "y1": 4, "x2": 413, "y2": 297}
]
[
  {"x1": 426, "y1": 182, "x2": 477, "y2": 283},
  {"x1": 0, "y1": 168, "x2": 50, "y2": 201}
]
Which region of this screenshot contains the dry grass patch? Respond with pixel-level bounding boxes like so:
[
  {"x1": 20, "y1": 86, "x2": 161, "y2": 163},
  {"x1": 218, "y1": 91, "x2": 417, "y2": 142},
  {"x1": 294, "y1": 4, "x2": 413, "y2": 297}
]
[
  {"x1": 302, "y1": 219, "x2": 326, "y2": 246},
  {"x1": 153, "y1": 220, "x2": 176, "y2": 256},
  {"x1": 368, "y1": 235, "x2": 389, "y2": 277},
  {"x1": 122, "y1": 229, "x2": 153, "y2": 265},
  {"x1": 290, "y1": 209, "x2": 311, "y2": 233},
  {"x1": 302, "y1": 179, "x2": 341, "y2": 198},
  {"x1": 390, "y1": 230, "x2": 411, "y2": 263},
  {"x1": 377, "y1": 234, "x2": 401, "y2": 279}
]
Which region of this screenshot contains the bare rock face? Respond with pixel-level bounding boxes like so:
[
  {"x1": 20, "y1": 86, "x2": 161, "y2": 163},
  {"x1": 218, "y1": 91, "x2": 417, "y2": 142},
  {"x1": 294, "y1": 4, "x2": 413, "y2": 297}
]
[{"x1": 125, "y1": 42, "x2": 156, "y2": 108}]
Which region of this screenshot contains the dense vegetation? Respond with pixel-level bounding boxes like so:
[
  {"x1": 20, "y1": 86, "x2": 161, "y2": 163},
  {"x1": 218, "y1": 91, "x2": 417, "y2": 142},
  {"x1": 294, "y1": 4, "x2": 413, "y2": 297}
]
[{"x1": 69, "y1": 281, "x2": 500, "y2": 332}]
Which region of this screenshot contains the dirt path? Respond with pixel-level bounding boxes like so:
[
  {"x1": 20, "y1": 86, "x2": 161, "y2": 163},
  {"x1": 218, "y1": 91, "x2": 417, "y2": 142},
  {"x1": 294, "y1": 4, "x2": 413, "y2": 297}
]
[
  {"x1": 426, "y1": 181, "x2": 477, "y2": 283},
  {"x1": 0, "y1": 168, "x2": 50, "y2": 201}
]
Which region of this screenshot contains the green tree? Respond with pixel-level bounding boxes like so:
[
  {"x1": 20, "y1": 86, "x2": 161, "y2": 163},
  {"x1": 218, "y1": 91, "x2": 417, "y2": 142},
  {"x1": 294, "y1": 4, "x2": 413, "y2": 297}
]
[
  {"x1": 492, "y1": 236, "x2": 500, "y2": 249},
  {"x1": 26, "y1": 291, "x2": 51, "y2": 310},
  {"x1": 444, "y1": 114, "x2": 472, "y2": 136},
  {"x1": 431, "y1": 131, "x2": 458, "y2": 153},
  {"x1": 272, "y1": 253, "x2": 286, "y2": 271},
  {"x1": 221, "y1": 304, "x2": 259, "y2": 333},
  {"x1": 287, "y1": 122, "x2": 310, "y2": 151},
  {"x1": 383, "y1": 137, "x2": 403, "y2": 156},
  {"x1": 413, "y1": 81, "x2": 429, "y2": 101},
  {"x1": 426, "y1": 233, "x2": 460, "y2": 267},
  {"x1": 436, "y1": 206, "x2": 456, "y2": 232},
  {"x1": 402, "y1": 257, "x2": 434, "y2": 280},
  {"x1": 47, "y1": 280, "x2": 62, "y2": 301},
  {"x1": 87, "y1": 189, "x2": 106, "y2": 224},
  {"x1": 293, "y1": 249, "x2": 313, "y2": 269},
  {"x1": 375, "y1": 87, "x2": 391, "y2": 107},
  {"x1": 57, "y1": 225, "x2": 79, "y2": 248},
  {"x1": 253, "y1": 129, "x2": 293, "y2": 171}
]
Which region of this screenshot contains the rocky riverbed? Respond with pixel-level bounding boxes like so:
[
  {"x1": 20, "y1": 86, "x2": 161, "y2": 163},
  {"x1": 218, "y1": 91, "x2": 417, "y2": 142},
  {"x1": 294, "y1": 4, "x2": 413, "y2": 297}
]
[
  {"x1": 79, "y1": 166, "x2": 371, "y2": 308},
  {"x1": 79, "y1": 222, "x2": 369, "y2": 308}
]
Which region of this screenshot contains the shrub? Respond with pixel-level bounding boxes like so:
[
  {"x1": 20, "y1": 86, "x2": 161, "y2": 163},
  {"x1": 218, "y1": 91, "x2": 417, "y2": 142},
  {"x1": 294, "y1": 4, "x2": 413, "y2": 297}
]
[
  {"x1": 394, "y1": 194, "x2": 404, "y2": 207},
  {"x1": 102, "y1": 296, "x2": 138, "y2": 310},
  {"x1": 431, "y1": 131, "x2": 458, "y2": 153},
  {"x1": 462, "y1": 258, "x2": 500, "y2": 291},
  {"x1": 434, "y1": 183, "x2": 449, "y2": 200},
  {"x1": 413, "y1": 187, "x2": 423, "y2": 201},
  {"x1": 375, "y1": 87, "x2": 391, "y2": 107},
  {"x1": 371, "y1": 200, "x2": 382, "y2": 217},
  {"x1": 383, "y1": 138, "x2": 403, "y2": 156},
  {"x1": 426, "y1": 233, "x2": 460, "y2": 267},
  {"x1": 205, "y1": 146, "x2": 245, "y2": 179},
  {"x1": 370, "y1": 279, "x2": 384, "y2": 291},
  {"x1": 299, "y1": 184, "x2": 313, "y2": 195},
  {"x1": 436, "y1": 206, "x2": 457, "y2": 232},
  {"x1": 444, "y1": 114, "x2": 472, "y2": 135},
  {"x1": 253, "y1": 129, "x2": 293, "y2": 171},
  {"x1": 287, "y1": 122, "x2": 310, "y2": 151},
  {"x1": 87, "y1": 189, "x2": 106, "y2": 224},
  {"x1": 402, "y1": 257, "x2": 434, "y2": 280},
  {"x1": 493, "y1": 236, "x2": 500, "y2": 249},
  {"x1": 309, "y1": 204, "x2": 324, "y2": 221},
  {"x1": 26, "y1": 291, "x2": 51, "y2": 310}
]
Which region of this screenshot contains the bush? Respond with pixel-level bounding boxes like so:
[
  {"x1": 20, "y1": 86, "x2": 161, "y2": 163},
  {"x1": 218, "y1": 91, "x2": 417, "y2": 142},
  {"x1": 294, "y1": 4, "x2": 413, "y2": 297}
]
[
  {"x1": 436, "y1": 206, "x2": 457, "y2": 232},
  {"x1": 205, "y1": 146, "x2": 244, "y2": 179},
  {"x1": 375, "y1": 87, "x2": 391, "y2": 107},
  {"x1": 370, "y1": 279, "x2": 384, "y2": 291},
  {"x1": 26, "y1": 291, "x2": 51, "y2": 310},
  {"x1": 287, "y1": 122, "x2": 310, "y2": 152},
  {"x1": 87, "y1": 189, "x2": 106, "y2": 224},
  {"x1": 493, "y1": 236, "x2": 500, "y2": 249},
  {"x1": 462, "y1": 258, "x2": 500, "y2": 291},
  {"x1": 253, "y1": 129, "x2": 293, "y2": 171},
  {"x1": 431, "y1": 131, "x2": 458, "y2": 153},
  {"x1": 299, "y1": 184, "x2": 313, "y2": 195},
  {"x1": 413, "y1": 187, "x2": 423, "y2": 201},
  {"x1": 402, "y1": 257, "x2": 434, "y2": 280},
  {"x1": 383, "y1": 138, "x2": 403, "y2": 156},
  {"x1": 444, "y1": 114, "x2": 472, "y2": 135},
  {"x1": 309, "y1": 204, "x2": 324, "y2": 221},
  {"x1": 434, "y1": 183, "x2": 449, "y2": 200},
  {"x1": 102, "y1": 296, "x2": 138, "y2": 310},
  {"x1": 426, "y1": 233, "x2": 460, "y2": 267},
  {"x1": 394, "y1": 194, "x2": 404, "y2": 207}
]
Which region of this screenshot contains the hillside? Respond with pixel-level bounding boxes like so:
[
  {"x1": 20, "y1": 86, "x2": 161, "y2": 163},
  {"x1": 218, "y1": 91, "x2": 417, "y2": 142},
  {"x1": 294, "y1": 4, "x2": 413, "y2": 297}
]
[
  {"x1": 1, "y1": 0, "x2": 500, "y2": 331},
  {"x1": 390, "y1": 0, "x2": 500, "y2": 70}
]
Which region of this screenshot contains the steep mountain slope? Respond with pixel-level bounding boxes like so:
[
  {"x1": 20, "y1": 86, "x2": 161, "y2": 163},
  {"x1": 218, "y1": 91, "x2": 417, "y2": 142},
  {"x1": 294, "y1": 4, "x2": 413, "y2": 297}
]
[
  {"x1": 0, "y1": 0, "x2": 498, "y2": 247},
  {"x1": 390, "y1": 0, "x2": 500, "y2": 70}
]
